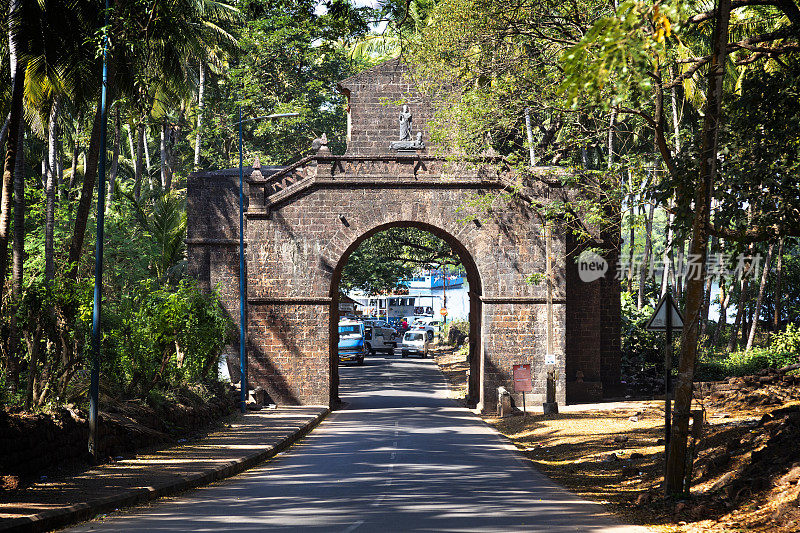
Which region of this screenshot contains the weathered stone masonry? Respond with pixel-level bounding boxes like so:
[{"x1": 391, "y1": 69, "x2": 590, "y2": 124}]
[{"x1": 187, "y1": 59, "x2": 621, "y2": 412}]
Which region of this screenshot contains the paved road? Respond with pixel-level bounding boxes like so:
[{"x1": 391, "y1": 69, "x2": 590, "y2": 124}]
[{"x1": 69, "y1": 354, "x2": 649, "y2": 532}]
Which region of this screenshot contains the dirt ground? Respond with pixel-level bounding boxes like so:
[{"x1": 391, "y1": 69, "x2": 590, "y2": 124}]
[{"x1": 433, "y1": 346, "x2": 800, "y2": 532}]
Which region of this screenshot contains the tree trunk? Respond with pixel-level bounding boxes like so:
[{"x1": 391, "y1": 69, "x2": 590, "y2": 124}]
[
  {"x1": 661, "y1": 204, "x2": 675, "y2": 296},
  {"x1": 56, "y1": 131, "x2": 63, "y2": 201},
  {"x1": 742, "y1": 302, "x2": 753, "y2": 347},
  {"x1": 745, "y1": 244, "x2": 773, "y2": 352},
  {"x1": 12, "y1": 127, "x2": 24, "y2": 297},
  {"x1": 67, "y1": 66, "x2": 114, "y2": 280},
  {"x1": 0, "y1": 0, "x2": 26, "y2": 290},
  {"x1": 160, "y1": 118, "x2": 169, "y2": 189},
  {"x1": 773, "y1": 237, "x2": 784, "y2": 331},
  {"x1": 665, "y1": 0, "x2": 731, "y2": 496},
  {"x1": 126, "y1": 123, "x2": 134, "y2": 162},
  {"x1": 638, "y1": 198, "x2": 655, "y2": 309},
  {"x1": 144, "y1": 123, "x2": 151, "y2": 184},
  {"x1": 607, "y1": 106, "x2": 617, "y2": 169},
  {"x1": 700, "y1": 236, "x2": 717, "y2": 340},
  {"x1": 669, "y1": 65, "x2": 682, "y2": 154},
  {"x1": 0, "y1": 114, "x2": 10, "y2": 159},
  {"x1": 712, "y1": 279, "x2": 731, "y2": 347},
  {"x1": 134, "y1": 120, "x2": 144, "y2": 201},
  {"x1": 106, "y1": 107, "x2": 120, "y2": 209},
  {"x1": 728, "y1": 275, "x2": 748, "y2": 352},
  {"x1": 194, "y1": 62, "x2": 205, "y2": 170},
  {"x1": 68, "y1": 113, "x2": 81, "y2": 194},
  {"x1": 45, "y1": 98, "x2": 60, "y2": 282},
  {"x1": 627, "y1": 170, "x2": 635, "y2": 293}
]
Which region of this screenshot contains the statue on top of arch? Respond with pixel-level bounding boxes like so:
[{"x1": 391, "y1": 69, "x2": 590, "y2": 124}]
[{"x1": 390, "y1": 104, "x2": 425, "y2": 152}]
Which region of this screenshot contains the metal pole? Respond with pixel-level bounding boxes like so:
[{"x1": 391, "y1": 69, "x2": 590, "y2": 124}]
[
  {"x1": 546, "y1": 223, "x2": 554, "y2": 357},
  {"x1": 665, "y1": 292, "x2": 673, "y2": 466},
  {"x1": 233, "y1": 110, "x2": 295, "y2": 414},
  {"x1": 89, "y1": 0, "x2": 110, "y2": 459},
  {"x1": 238, "y1": 106, "x2": 247, "y2": 414},
  {"x1": 442, "y1": 265, "x2": 447, "y2": 324}
]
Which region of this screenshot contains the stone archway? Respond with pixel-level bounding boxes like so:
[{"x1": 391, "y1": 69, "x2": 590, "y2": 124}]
[{"x1": 186, "y1": 58, "x2": 622, "y2": 413}]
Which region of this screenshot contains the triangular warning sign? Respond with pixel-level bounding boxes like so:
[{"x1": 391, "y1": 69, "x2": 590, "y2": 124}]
[{"x1": 645, "y1": 293, "x2": 684, "y2": 331}]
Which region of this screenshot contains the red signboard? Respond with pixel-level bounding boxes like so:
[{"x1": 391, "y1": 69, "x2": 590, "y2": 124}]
[{"x1": 513, "y1": 364, "x2": 532, "y2": 393}]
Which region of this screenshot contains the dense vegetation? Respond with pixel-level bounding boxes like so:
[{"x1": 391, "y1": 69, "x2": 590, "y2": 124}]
[{"x1": 0, "y1": 0, "x2": 376, "y2": 409}]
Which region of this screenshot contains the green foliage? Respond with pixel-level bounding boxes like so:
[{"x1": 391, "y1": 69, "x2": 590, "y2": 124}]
[
  {"x1": 560, "y1": 0, "x2": 678, "y2": 109},
  {"x1": 443, "y1": 319, "x2": 469, "y2": 347},
  {"x1": 106, "y1": 280, "x2": 232, "y2": 398},
  {"x1": 341, "y1": 228, "x2": 464, "y2": 295},
  {"x1": 620, "y1": 291, "x2": 664, "y2": 390},
  {"x1": 696, "y1": 348, "x2": 799, "y2": 381},
  {"x1": 200, "y1": 0, "x2": 370, "y2": 168},
  {"x1": 696, "y1": 323, "x2": 800, "y2": 381},
  {"x1": 770, "y1": 324, "x2": 800, "y2": 356},
  {"x1": 126, "y1": 190, "x2": 188, "y2": 283}
]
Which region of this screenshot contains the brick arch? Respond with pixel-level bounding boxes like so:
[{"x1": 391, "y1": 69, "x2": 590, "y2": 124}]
[
  {"x1": 326, "y1": 220, "x2": 484, "y2": 406},
  {"x1": 187, "y1": 60, "x2": 621, "y2": 412}
]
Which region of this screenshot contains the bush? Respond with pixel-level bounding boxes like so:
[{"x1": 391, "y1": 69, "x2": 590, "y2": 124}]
[
  {"x1": 443, "y1": 319, "x2": 469, "y2": 347},
  {"x1": 106, "y1": 280, "x2": 233, "y2": 398},
  {"x1": 771, "y1": 323, "x2": 800, "y2": 355},
  {"x1": 696, "y1": 348, "x2": 799, "y2": 381},
  {"x1": 620, "y1": 292, "x2": 667, "y2": 393}
]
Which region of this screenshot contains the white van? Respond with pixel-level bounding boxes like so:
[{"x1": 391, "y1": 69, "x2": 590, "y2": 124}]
[
  {"x1": 401, "y1": 330, "x2": 429, "y2": 358},
  {"x1": 364, "y1": 324, "x2": 395, "y2": 355}
]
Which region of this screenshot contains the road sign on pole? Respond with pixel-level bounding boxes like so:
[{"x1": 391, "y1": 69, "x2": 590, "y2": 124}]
[
  {"x1": 513, "y1": 364, "x2": 532, "y2": 416},
  {"x1": 646, "y1": 292, "x2": 683, "y2": 471},
  {"x1": 645, "y1": 293, "x2": 684, "y2": 331}
]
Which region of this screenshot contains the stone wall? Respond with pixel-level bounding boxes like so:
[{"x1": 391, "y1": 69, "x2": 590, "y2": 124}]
[
  {"x1": 338, "y1": 58, "x2": 434, "y2": 156},
  {"x1": 565, "y1": 233, "x2": 622, "y2": 402}
]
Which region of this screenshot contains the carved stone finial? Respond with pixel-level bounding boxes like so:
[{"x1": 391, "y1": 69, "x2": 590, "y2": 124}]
[
  {"x1": 252, "y1": 155, "x2": 261, "y2": 170},
  {"x1": 312, "y1": 133, "x2": 330, "y2": 154}
]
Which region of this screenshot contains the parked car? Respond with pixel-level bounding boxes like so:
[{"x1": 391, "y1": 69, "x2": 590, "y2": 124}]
[
  {"x1": 411, "y1": 318, "x2": 443, "y2": 341},
  {"x1": 400, "y1": 330, "x2": 430, "y2": 358},
  {"x1": 338, "y1": 319, "x2": 366, "y2": 365}
]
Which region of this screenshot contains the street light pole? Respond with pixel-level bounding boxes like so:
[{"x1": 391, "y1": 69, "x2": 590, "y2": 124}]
[
  {"x1": 236, "y1": 111, "x2": 299, "y2": 413},
  {"x1": 237, "y1": 106, "x2": 245, "y2": 413},
  {"x1": 88, "y1": 0, "x2": 110, "y2": 459}
]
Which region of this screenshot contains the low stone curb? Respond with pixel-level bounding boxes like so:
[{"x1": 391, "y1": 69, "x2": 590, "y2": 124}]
[{"x1": 0, "y1": 408, "x2": 329, "y2": 533}]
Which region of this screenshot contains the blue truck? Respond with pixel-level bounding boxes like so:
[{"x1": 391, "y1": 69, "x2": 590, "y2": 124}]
[{"x1": 338, "y1": 319, "x2": 366, "y2": 365}]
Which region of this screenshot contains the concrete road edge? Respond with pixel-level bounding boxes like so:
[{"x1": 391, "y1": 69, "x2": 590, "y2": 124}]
[{"x1": 1, "y1": 408, "x2": 330, "y2": 533}]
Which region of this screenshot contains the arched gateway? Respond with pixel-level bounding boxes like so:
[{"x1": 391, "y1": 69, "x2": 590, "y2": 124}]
[{"x1": 187, "y1": 59, "x2": 621, "y2": 413}]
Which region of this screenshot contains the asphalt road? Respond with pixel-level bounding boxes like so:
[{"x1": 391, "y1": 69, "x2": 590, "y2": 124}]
[{"x1": 68, "y1": 354, "x2": 649, "y2": 532}]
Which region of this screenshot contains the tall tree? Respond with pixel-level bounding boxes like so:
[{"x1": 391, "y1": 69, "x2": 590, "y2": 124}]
[
  {"x1": 666, "y1": 0, "x2": 732, "y2": 494},
  {"x1": 45, "y1": 98, "x2": 60, "y2": 281},
  {"x1": 0, "y1": 0, "x2": 26, "y2": 288}
]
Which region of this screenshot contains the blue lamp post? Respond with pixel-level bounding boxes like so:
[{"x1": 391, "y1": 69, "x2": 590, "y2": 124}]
[
  {"x1": 88, "y1": 0, "x2": 111, "y2": 459},
  {"x1": 235, "y1": 110, "x2": 298, "y2": 413}
]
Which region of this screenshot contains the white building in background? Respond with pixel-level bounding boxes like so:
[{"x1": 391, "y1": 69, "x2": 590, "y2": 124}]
[{"x1": 347, "y1": 270, "x2": 470, "y2": 323}]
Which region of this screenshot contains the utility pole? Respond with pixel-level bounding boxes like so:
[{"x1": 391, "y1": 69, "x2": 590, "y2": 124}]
[
  {"x1": 236, "y1": 111, "x2": 299, "y2": 413},
  {"x1": 442, "y1": 265, "x2": 447, "y2": 324},
  {"x1": 88, "y1": 0, "x2": 110, "y2": 460}
]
